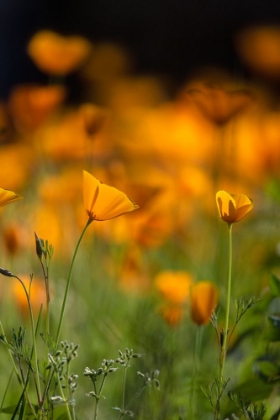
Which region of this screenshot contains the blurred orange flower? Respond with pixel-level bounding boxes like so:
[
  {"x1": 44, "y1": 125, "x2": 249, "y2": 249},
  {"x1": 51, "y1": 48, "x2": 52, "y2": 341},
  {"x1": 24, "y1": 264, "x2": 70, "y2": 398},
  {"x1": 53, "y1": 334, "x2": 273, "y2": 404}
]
[
  {"x1": 235, "y1": 25, "x2": 280, "y2": 80},
  {"x1": 155, "y1": 271, "x2": 193, "y2": 304},
  {"x1": 37, "y1": 109, "x2": 91, "y2": 161},
  {"x1": 216, "y1": 190, "x2": 253, "y2": 224},
  {"x1": 78, "y1": 103, "x2": 107, "y2": 136},
  {"x1": 0, "y1": 188, "x2": 22, "y2": 207},
  {"x1": 27, "y1": 30, "x2": 92, "y2": 75},
  {"x1": 2, "y1": 223, "x2": 22, "y2": 255},
  {"x1": 8, "y1": 84, "x2": 66, "y2": 131},
  {"x1": 190, "y1": 281, "x2": 218, "y2": 326},
  {"x1": 182, "y1": 69, "x2": 252, "y2": 126},
  {"x1": 0, "y1": 145, "x2": 33, "y2": 190},
  {"x1": 12, "y1": 276, "x2": 46, "y2": 316},
  {"x1": 83, "y1": 170, "x2": 139, "y2": 222},
  {"x1": 159, "y1": 304, "x2": 185, "y2": 326}
]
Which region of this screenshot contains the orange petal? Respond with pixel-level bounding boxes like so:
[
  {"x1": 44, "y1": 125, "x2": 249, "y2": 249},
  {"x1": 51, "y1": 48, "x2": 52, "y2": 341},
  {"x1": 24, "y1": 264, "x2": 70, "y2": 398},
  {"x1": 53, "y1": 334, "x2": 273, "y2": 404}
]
[
  {"x1": 191, "y1": 281, "x2": 219, "y2": 326},
  {"x1": 216, "y1": 190, "x2": 253, "y2": 223},
  {"x1": 83, "y1": 171, "x2": 139, "y2": 221},
  {"x1": 216, "y1": 190, "x2": 236, "y2": 223},
  {"x1": 0, "y1": 188, "x2": 22, "y2": 208},
  {"x1": 234, "y1": 194, "x2": 254, "y2": 222},
  {"x1": 155, "y1": 271, "x2": 193, "y2": 304}
]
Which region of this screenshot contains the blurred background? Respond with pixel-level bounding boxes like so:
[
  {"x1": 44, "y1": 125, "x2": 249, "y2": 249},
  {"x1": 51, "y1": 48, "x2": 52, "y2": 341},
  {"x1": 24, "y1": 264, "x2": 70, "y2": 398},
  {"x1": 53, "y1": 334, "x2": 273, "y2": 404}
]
[
  {"x1": 2, "y1": 0, "x2": 280, "y2": 97},
  {"x1": 0, "y1": 1, "x2": 280, "y2": 419}
]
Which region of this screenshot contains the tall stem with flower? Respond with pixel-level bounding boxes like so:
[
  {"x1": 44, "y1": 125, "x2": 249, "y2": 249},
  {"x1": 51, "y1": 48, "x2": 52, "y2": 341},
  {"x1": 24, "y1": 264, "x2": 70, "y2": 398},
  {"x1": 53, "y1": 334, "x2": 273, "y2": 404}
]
[
  {"x1": 55, "y1": 170, "x2": 138, "y2": 349},
  {"x1": 214, "y1": 190, "x2": 253, "y2": 419}
]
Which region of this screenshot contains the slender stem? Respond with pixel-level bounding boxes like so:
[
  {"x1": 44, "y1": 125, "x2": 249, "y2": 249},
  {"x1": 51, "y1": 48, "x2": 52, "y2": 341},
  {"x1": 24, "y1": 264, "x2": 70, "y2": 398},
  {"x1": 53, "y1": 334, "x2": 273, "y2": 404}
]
[
  {"x1": 0, "y1": 369, "x2": 14, "y2": 415},
  {"x1": 190, "y1": 326, "x2": 203, "y2": 419},
  {"x1": 122, "y1": 385, "x2": 147, "y2": 414},
  {"x1": 39, "y1": 257, "x2": 50, "y2": 337},
  {"x1": 57, "y1": 378, "x2": 72, "y2": 420},
  {"x1": 15, "y1": 276, "x2": 42, "y2": 411},
  {"x1": 219, "y1": 223, "x2": 233, "y2": 382},
  {"x1": 94, "y1": 374, "x2": 107, "y2": 420},
  {"x1": 55, "y1": 219, "x2": 91, "y2": 347},
  {"x1": 118, "y1": 367, "x2": 128, "y2": 420}
]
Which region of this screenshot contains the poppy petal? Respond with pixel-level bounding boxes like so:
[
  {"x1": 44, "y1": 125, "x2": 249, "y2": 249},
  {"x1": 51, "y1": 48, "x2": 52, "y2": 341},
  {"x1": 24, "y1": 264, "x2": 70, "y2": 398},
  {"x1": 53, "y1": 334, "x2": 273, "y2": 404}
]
[
  {"x1": 83, "y1": 171, "x2": 139, "y2": 221},
  {"x1": 0, "y1": 188, "x2": 22, "y2": 208}
]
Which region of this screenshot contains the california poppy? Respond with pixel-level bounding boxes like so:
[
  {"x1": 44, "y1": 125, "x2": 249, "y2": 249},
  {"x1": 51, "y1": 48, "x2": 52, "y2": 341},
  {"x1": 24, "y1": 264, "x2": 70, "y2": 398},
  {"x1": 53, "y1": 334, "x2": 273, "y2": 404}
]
[
  {"x1": 235, "y1": 25, "x2": 280, "y2": 80},
  {"x1": 155, "y1": 271, "x2": 193, "y2": 304},
  {"x1": 83, "y1": 170, "x2": 139, "y2": 222},
  {"x1": 12, "y1": 276, "x2": 46, "y2": 317},
  {"x1": 216, "y1": 190, "x2": 253, "y2": 224},
  {"x1": 0, "y1": 188, "x2": 22, "y2": 207},
  {"x1": 191, "y1": 281, "x2": 218, "y2": 326},
  {"x1": 27, "y1": 30, "x2": 91, "y2": 75}
]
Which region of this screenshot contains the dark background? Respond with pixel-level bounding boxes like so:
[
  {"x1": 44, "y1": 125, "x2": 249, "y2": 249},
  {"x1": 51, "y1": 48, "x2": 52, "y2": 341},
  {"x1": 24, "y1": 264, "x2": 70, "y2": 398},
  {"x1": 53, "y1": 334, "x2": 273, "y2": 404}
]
[{"x1": 1, "y1": 0, "x2": 280, "y2": 98}]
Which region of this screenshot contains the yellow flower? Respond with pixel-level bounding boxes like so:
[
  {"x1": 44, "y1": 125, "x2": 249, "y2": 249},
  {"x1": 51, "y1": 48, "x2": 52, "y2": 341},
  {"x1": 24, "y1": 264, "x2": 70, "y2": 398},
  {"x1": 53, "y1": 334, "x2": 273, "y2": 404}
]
[
  {"x1": 83, "y1": 170, "x2": 139, "y2": 222},
  {"x1": 0, "y1": 188, "x2": 22, "y2": 207},
  {"x1": 216, "y1": 190, "x2": 253, "y2": 224},
  {"x1": 190, "y1": 281, "x2": 219, "y2": 326}
]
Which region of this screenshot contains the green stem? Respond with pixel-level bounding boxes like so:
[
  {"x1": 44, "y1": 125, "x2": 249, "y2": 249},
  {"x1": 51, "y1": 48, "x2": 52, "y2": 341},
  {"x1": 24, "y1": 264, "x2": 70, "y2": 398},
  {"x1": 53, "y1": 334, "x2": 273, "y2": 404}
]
[
  {"x1": 118, "y1": 367, "x2": 128, "y2": 420},
  {"x1": 94, "y1": 374, "x2": 107, "y2": 420},
  {"x1": 15, "y1": 276, "x2": 42, "y2": 413},
  {"x1": 220, "y1": 223, "x2": 233, "y2": 382},
  {"x1": 55, "y1": 219, "x2": 91, "y2": 347},
  {"x1": 190, "y1": 326, "x2": 203, "y2": 419},
  {"x1": 0, "y1": 369, "x2": 14, "y2": 415},
  {"x1": 215, "y1": 223, "x2": 233, "y2": 420},
  {"x1": 122, "y1": 385, "x2": 147, "y2": 415},
  {"x1": 38, "y1": 257, "x2": 50, "y2": 345}
]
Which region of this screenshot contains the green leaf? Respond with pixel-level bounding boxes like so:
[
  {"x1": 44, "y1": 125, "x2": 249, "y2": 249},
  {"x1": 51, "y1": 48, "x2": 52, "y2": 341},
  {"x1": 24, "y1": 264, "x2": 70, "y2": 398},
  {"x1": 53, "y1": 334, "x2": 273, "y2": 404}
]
[
  {"x1": 53, "y1": 402, "x2": 73, "y2": 420},
  {"x1": 253, "y1": 355, "x2": 280, "y2": 383},
  {"x1": 271, "y1": 407, "x2": 280, "y2": 420},
  {"x1": 2, "y1": 404, "x2": 36, "y2": 417},
  {"x1": 266, "y1": 179, "x2": 280, "y2": 204},
  {"x1": 269, "y1": 273, "x2": 280, "y2": 297},
  {"x1": 233, "y1": 378, "x2": 274, "y2": 401},
  {"x1": 264, "y1": 315, "x2": 280, "y2": 341}
]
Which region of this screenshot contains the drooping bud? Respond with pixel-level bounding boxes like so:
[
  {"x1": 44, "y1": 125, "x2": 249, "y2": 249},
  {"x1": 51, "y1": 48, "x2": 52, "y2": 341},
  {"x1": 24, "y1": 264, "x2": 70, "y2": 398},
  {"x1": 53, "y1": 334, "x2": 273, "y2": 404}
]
[{"x1": 34, "y1": 232, "x2": 45, "y2": 260}]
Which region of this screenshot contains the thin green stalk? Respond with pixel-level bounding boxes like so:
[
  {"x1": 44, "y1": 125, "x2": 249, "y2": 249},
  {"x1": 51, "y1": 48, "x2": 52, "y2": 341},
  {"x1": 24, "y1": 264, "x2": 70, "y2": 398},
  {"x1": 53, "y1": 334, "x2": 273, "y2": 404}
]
[
  {"x1": 55, "y1": 219, "x2": 91, "y2": 347},
  {"x1": 94, "y1": 374, "x2": 107, "y2": 420},
  {"x1": 214, "y1": 224, "x2": 233, "y2": 420},
  {"x1": 57, "y1": 378, "x2": 72, "y2": 420},
  {"x1": 121, "y1": 384, "x2": 147, "y2": 416},
  {"x1": 118, "y1": 367, "x2": 128, "y2": 420},
  {"x1": 219, "y1": 223, "x2": 233, "y2": 383},
  {"x1": 38, "y1": 257, "x2": 50, "y2": 337},
  {"x1": 190, "y1": 326, "x2": 203, "y2": 420},
  {"x1": 0, "y1": 369, "x2": 14, "y2": 415},
  {"x1": 15, "y1": 276, "x2": 42, "y2": 414},
  {"x1": 0, "y1": 288, "x2": 40, "y2": 418}
]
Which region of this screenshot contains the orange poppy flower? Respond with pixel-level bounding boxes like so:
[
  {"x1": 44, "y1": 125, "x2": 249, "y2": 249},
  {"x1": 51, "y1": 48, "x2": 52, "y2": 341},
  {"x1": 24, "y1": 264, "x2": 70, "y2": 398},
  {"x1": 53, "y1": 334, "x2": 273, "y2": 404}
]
[
  {"x1": 12, "y1": 276, "x2": 46, "y2": 317},
  {"x1": 235, "y1": 25, "x2": 280, "y2": 80},
  {"x1": 155, "y1": 271, "x2": 193, "y2": 304},
  {"x1": 159, "y1": 304, "x2": 185, "y2": 326},
  {"x1": 8, "y1": 84, "x2": 66, "y2": 131},
  {"x1": 0, "y1": 188, "x2": 22, "y2": 207},
  {"x1": 83, "y1": 170, "x2": 139, "y2": 222},
  {"x1": 191, "y1": 281, "x2": 219, "y2": 326},
  {"x1": 2, "y1": 223, "x2": 22, "y2": 255},
  {"x1": 216, "y1": 190, "x2": 253, "y2": 224},
  {"x1": 182, "y1": 71, "x2": 252, "y2": 126},
  {"x1": 27, "y1": 30, "x2": 92, "y2": 75}
]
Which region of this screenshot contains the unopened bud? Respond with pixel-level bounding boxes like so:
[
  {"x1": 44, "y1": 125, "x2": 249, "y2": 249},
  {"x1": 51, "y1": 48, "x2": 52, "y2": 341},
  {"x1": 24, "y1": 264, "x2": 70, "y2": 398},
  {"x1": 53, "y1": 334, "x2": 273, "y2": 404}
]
[{"x1": 34, "y1": 232, "x2": 44, "y2": 260}]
